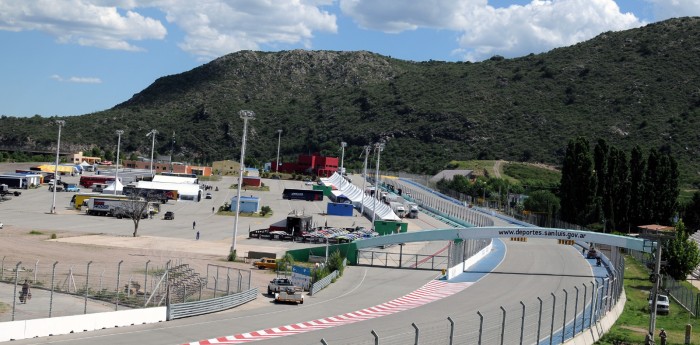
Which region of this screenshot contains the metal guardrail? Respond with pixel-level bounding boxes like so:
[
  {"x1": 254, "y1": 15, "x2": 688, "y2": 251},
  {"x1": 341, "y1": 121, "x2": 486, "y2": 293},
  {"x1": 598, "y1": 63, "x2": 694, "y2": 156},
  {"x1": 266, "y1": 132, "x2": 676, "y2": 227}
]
[
  {"x1": 310, "y1": 271, "x2": 339, "y2": 296},
  {"x1": 168, "y1": 288, "x2": 258, "y2": 320}
]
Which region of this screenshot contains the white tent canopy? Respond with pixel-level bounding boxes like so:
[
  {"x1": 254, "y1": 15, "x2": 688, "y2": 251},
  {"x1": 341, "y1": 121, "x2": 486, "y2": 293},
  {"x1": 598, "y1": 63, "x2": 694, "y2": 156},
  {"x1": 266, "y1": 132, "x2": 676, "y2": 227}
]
[
  {"x1": 134, "y1": 181, "x2": 202, "y2": 201},
  {"x1": 323, "y1": 172, "x2": 400, "y2": 221},
  {"x1": 103, "y1": 179, "x2": 124, "y2": 194}
]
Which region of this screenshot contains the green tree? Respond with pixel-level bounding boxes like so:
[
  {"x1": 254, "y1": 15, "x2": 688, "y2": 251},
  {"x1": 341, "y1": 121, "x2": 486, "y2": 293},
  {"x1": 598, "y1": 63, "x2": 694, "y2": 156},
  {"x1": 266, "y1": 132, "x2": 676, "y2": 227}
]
[
  {"x1": 90, "y1": 147, "x2": 102, "y2": 158},
  {"x1": 129, "y1": 152, "x2": 138, "y2": 161},
  {"x1": 628, "y1": 146, "x2": 645, "y2": 226},
  {"x1": 609, "y1": 147, "x2": 630, "y2": 231},
  {"x1": 104, "y1": 150, "x2": 114, "y2": 162},
  {"x1": 523, "y1": 190, "x2": 560, "y2": 215},
  {"x1": 327, "y1": 250, "x2": 345, "y2": 276},
  {"x1": 559, "y1": 137, "x2": 596, "y2": 225},
  {"x1": 663, "y1": 220, "x2": 700, "y2": 280},
  {"x1": 276, "y1": 253, "x2": 295, "y2": 273},
  {"x1": 681, "y1": 192, "x2": 700, "y2": 232}
]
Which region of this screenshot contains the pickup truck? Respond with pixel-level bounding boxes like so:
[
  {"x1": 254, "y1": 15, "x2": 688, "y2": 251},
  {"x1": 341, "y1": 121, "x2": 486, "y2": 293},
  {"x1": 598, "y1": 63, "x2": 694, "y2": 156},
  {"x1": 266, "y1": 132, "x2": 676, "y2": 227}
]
[
  {"x1": 275, "y1": 287, "x2": 304, "y2": 304},
  {"x1": 267, "y1": 277, "x2": 301, "y2": 295},
  {"x1": 254, "y1": 257, "x2": 277, "y2": 270}
]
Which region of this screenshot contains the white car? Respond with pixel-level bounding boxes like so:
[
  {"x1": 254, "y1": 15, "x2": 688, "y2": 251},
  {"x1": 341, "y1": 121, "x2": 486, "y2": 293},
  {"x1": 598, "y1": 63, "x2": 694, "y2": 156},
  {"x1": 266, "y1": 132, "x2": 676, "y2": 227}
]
[
  {"x1": 0, "y1": 221, "x2": 3, "y2": 229},
  {"x1": 649, "y1": 294, "x2": 670, "y2": 315}
]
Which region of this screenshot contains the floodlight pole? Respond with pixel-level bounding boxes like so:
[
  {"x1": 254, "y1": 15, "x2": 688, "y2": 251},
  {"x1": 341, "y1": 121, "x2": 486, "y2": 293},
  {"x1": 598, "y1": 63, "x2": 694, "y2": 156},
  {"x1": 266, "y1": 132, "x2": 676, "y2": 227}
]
[
  {"x1": 50, "y1": 120, "x2": 65, "y2": 214},
  {"x1": 114, "y1": 130, "x2": 124, "y2": 195},
  {"x1": 647, "y1": 243, "x2": 662, "y2": 344},
  {"x1": 360, "y1": 145, "x2": 370, "y2": 216},
  {"x1": 339, "y1": 141, "x2": 347, "y2": 190},
  {"x1": 231, "y1": 110, "x2": 255, "y2": 257},
  {"x1": 371, "y1": 143, "x2": 384, "y2": 228},
  {"x1": 275, "y1": 129, "x2": 282, "y2": 173},
  {"x1": 147, "y1": 129, "x2": 158, "y2": 177}
]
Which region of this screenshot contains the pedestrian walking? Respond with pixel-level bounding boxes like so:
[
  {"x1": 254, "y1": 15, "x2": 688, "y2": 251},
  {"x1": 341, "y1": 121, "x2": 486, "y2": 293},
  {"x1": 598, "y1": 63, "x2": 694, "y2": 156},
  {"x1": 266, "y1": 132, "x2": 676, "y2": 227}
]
[
  {"x1": 212, "y1": 206, "x2": 215, "y2": 214},
  {"x1": 659, "y1": 328, "x2": 667, "y2": 345},
  {"x1": 193, "y1": 221, "x2": 196, "y2": 230},
  {"x1": 196, "y1": 231, "x2": 200, "y2": 240},
  {"x1": 20, "y1": 279, "x2": 31, "y2": 304}
]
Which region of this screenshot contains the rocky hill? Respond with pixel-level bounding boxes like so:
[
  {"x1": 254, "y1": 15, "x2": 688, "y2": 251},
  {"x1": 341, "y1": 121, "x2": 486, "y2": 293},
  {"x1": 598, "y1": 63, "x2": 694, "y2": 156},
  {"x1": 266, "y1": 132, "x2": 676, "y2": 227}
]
[{"x1": 1, "y1": 17, "x2": 699, "y2": 186}]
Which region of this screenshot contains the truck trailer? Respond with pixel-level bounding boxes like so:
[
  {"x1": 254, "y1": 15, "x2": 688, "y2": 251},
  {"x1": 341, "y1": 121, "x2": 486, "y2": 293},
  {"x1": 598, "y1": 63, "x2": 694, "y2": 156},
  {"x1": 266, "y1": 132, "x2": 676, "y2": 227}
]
[
  {"x1": 404, "y1": 201, "x2": 419, "y2": 219},
  {"x1": 389, "y1": 201, "x2": 406, "y2": 218},
  {"x1": 86, "y1": 197, "x2": 153, "y2": 218},
  {"x1": 282, "y1": 189, "x2": 323, "y2": 201}
]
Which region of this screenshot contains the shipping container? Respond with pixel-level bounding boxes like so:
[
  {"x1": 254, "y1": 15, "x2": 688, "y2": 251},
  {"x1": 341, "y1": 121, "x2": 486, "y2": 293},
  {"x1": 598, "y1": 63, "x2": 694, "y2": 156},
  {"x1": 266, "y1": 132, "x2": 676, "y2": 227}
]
[
  {"x1": 79, "y1": 175, "x2": 116, "y2": 188},
  {"x1": 327, "y1": 203, "x2": 353, "y2": 216},
  {"x1": 282, "y1": 189, "x2": 323, "y2": 201}
]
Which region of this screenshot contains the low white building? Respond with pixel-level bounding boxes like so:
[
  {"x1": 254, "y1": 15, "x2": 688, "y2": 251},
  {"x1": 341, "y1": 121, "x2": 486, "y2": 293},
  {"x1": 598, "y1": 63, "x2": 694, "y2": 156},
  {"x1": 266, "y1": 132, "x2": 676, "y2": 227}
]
[{"x1": 133, "y1": 181, "x2": 202, "y2": 201}]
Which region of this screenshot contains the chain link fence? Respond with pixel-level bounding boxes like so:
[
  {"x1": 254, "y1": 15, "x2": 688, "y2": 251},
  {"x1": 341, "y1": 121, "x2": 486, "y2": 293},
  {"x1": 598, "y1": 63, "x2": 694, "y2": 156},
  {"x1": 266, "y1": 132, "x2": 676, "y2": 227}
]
[
  {"x1": 630, "y1": 249, "x2": 700, "y2": 316},
  {"x1": 1, "y1": 256, "x2": 251, "y2": 321}
]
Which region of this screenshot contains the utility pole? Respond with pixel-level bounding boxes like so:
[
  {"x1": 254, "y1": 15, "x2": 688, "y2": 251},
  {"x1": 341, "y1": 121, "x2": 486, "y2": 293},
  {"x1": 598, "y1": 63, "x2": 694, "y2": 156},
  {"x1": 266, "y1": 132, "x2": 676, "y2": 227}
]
[
  {"x1": 371, "y1": 142, "x2": 384, "y2": 228},
  {"x1": 147, "y1": 129, "x2": 158, "y2": 177},
  {"x1": 647, "y1": 243, "x2": 662, "y2": 345},
  {"x1": 114, "y1": 130, "x2": 124, "y2": 195},
  {"x1": 50, "y1": 120, "x2": 65, "y2": 214},
  {"x1": 360, "y1": 145, "x2": 370, "y2": 216},
  {"x1": 275, "y1": 129, "x2": 282, "y2": 173}
]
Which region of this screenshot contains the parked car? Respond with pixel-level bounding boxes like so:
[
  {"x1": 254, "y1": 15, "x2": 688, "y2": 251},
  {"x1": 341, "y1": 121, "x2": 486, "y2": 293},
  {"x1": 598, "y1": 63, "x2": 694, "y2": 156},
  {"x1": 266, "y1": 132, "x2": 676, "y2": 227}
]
[
  {"x1": 649, "y1": 294, "x2": 670, "y2": 315},
  {"x1": 163, "y1": 211, "x2": 175, "y2": 220},
  {"x1": 0, "y1": 221, "x2": 3, "y2": 229},
  {"x1": 205, "y1": 192, "x2": 212, "y2": 199},
  {"x1": 254, "y1": 257, "x2": 277, "y2": 270}
]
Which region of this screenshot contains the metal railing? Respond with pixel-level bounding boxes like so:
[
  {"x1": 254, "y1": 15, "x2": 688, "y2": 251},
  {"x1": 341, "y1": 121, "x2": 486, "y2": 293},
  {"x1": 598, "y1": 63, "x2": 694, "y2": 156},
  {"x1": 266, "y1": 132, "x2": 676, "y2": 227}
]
[
  {"x1": 320, "y1": 277, "x2": 618, "y2": 345},
  {"x1": 0, "y1": 257, "x2": 252, "y2": 322}
]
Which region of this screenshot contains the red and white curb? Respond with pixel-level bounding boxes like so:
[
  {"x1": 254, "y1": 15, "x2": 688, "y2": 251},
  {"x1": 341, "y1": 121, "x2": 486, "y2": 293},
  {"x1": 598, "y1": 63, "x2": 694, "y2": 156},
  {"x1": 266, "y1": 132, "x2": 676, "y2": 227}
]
[{"x1": 183, "y1": 280, "x2": 471, "y2": 345}]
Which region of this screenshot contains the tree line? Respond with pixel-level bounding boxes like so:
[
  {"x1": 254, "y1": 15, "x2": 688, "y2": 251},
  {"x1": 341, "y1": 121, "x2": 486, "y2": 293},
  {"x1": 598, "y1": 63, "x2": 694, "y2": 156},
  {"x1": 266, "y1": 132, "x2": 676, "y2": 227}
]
[{"x1": 559, "y1": 137, "x2": 679, "y2": 232}]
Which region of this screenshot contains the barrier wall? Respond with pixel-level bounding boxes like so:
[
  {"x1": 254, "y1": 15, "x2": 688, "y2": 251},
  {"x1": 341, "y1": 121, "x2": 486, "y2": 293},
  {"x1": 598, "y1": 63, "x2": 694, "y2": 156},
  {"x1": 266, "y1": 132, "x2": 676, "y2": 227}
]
[
  {"x1": 0, "y1": 307, "x2": 166, "y2": 342},
  {"x1": 446, "y1": 240, "x2": 494, "y2": 280}
]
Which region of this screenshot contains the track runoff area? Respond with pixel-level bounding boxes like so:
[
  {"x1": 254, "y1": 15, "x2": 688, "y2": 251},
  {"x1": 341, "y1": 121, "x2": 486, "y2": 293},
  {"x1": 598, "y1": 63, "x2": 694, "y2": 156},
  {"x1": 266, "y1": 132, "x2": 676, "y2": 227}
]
[{"x1": 183, "y1": 227, "x2": 652, "y2": 344}]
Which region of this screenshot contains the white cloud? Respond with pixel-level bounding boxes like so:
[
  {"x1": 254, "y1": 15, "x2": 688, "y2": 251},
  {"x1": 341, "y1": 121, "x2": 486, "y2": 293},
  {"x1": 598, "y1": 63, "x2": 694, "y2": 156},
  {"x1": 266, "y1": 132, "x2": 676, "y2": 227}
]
[
  {"x1": 0, "y1": 0, "x2": 167, "y2": 51},
  {"x1": 156, "y1": 0, "x2": 338, "y2": 59},
  {"x1": 340, "y1": 0, "x2": 644, "y2": 61},
  {"x1": 0, "y1": 0, "x2": 337, "y2": 59},
  {"x1": 644, "y1": 0, "x2": 700, "y2": 19},
  {"x1": 50, "y1": 74, "x2": 102, "y2": 83}
]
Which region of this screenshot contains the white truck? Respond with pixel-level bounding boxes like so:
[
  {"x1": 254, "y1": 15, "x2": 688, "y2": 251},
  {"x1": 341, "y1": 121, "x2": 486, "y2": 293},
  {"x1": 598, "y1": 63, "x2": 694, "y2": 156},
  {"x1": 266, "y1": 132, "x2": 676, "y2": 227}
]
[
  {"x1": 404, "y1": 201, "x2": 419, "y2": 219},
  {"x1": 267, "y1": 277, "x2": 301, "y2": 295},
  {"x1": 86, "y1": 197, "x2": 151, "y2": 218},
  {"x1": 389, "y1": 201, "x2": 406, "y2": 218},
  {"x1": 384, "y1": 193, "x2": 399, "y2": 204}
]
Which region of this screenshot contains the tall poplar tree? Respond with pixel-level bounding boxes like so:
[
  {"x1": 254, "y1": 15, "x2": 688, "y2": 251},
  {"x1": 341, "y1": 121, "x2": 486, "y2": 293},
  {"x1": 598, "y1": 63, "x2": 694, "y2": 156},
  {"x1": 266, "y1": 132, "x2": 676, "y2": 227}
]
[
  {"x1": 628, "y1": 146, "x2": 645, "y2": 226},
  {"x1": 559, "y1": 137, "x2": 596, "y2": 225}
]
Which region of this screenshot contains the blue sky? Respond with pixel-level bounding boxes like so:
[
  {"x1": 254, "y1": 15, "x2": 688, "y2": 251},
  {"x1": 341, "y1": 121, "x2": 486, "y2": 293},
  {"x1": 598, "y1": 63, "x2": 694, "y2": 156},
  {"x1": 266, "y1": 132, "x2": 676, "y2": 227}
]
[{"x1": 0, "y1": 0, "x2": 697, "y2": 118}]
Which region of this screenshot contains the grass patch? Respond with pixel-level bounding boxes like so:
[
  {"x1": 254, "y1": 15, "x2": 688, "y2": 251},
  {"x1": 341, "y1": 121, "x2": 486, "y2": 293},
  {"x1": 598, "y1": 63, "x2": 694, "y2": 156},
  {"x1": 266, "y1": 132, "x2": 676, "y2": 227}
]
[
  {"x1": 503, "y1": 162, "x2": 560, "y2": 190},
  {"x1": 599, "y1": 255, "x2": 697, "y2": 345},
  {"x1": 217, "y1": 211, "x2": 273, "y2": 218},
  {"x1": 28, "y1": 230, "x2": 44, "y2": 235},
  {"x1": 229, "y1": 185, "x2": 270, "y2": 192}
]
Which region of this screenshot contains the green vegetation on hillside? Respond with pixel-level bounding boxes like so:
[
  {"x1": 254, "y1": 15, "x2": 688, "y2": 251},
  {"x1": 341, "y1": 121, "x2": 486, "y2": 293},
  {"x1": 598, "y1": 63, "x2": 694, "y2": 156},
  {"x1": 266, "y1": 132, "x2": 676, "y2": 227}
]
[{"x1": 1, "y1": 18, "x2": 699, "y2": 188}]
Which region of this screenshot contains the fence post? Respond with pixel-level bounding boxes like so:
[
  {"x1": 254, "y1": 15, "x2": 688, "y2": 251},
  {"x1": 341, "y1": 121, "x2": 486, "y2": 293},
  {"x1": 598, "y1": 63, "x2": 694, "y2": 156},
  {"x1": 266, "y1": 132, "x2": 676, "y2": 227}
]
[
  {"x1": 447, "y1": 317, "x2": 455, "y2": 345},
  {"x1": 477, "y1": 311, "x2": 484, "y2": 345},
  {"x1": 574, "y1": 286, "x2": 580, "y2": 335},
  {"x1": 34, "y1": 259, "x2": 39, "y2": 283},
  {"x1": 519, "y1": 301, "x2": 525, "y2": 345},
  {"x1": 371, "y1": 329, "x2": 379, "y2": 345},
  {"x1": 500, "y1": 306, "x2": 506, "y2": 345},
  {"x1": 11, "y1": 261, "x2": 21, "y2": 321},
  {"x1": 144, "y1": 260, "x2": 151, "y2": 306},
  {"x1": 1, "y1": 255, "x2": 5, "y2": 280},
  {"x1": 116, "y1": 260, "x2": 123, "y2": 311},
  {"x1": 49, "y1": 261, "x2": 58, "y2": 318},
  {"x1": 412, "y1": 322, "x2": 419, "y2": 345},
  {"x1": 562, "y1": 289, "x2": 568, "y2": 343},
  {"x1": 85, "y1": 260, "x2": 92, "y2": 314},
  {"x1": 583, "y1": 283, "x2": 588, "y2": 328},
  {"x1": 589, "y1": 281, "x2": 595, "y2": 327},
  {"x1": 536, "y1": 297, "x2": 543, "y2": 344},
  {"x1": 550, "y1": 292, "x2": 556, "y2": 345},
  {"x1": 215, "y1": 265, "x2": 219, "y2": 298},
  {"x1": 227, "y1": 272, "x2": 231, "y2": 295}
]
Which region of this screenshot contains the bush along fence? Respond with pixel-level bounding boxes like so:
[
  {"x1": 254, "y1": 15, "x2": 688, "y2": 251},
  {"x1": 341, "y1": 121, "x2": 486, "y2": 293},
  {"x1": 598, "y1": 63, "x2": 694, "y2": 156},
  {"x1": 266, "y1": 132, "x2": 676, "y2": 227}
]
[
  {"x1": 0, "y1": 257, "x2": 252, "y2": 322},
  {"x1": 310, "y1": 258, "x2": 347, "y2": 296},
  {"x1": 630, "y1": 249, "x2": 700, "y2": 316}
]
